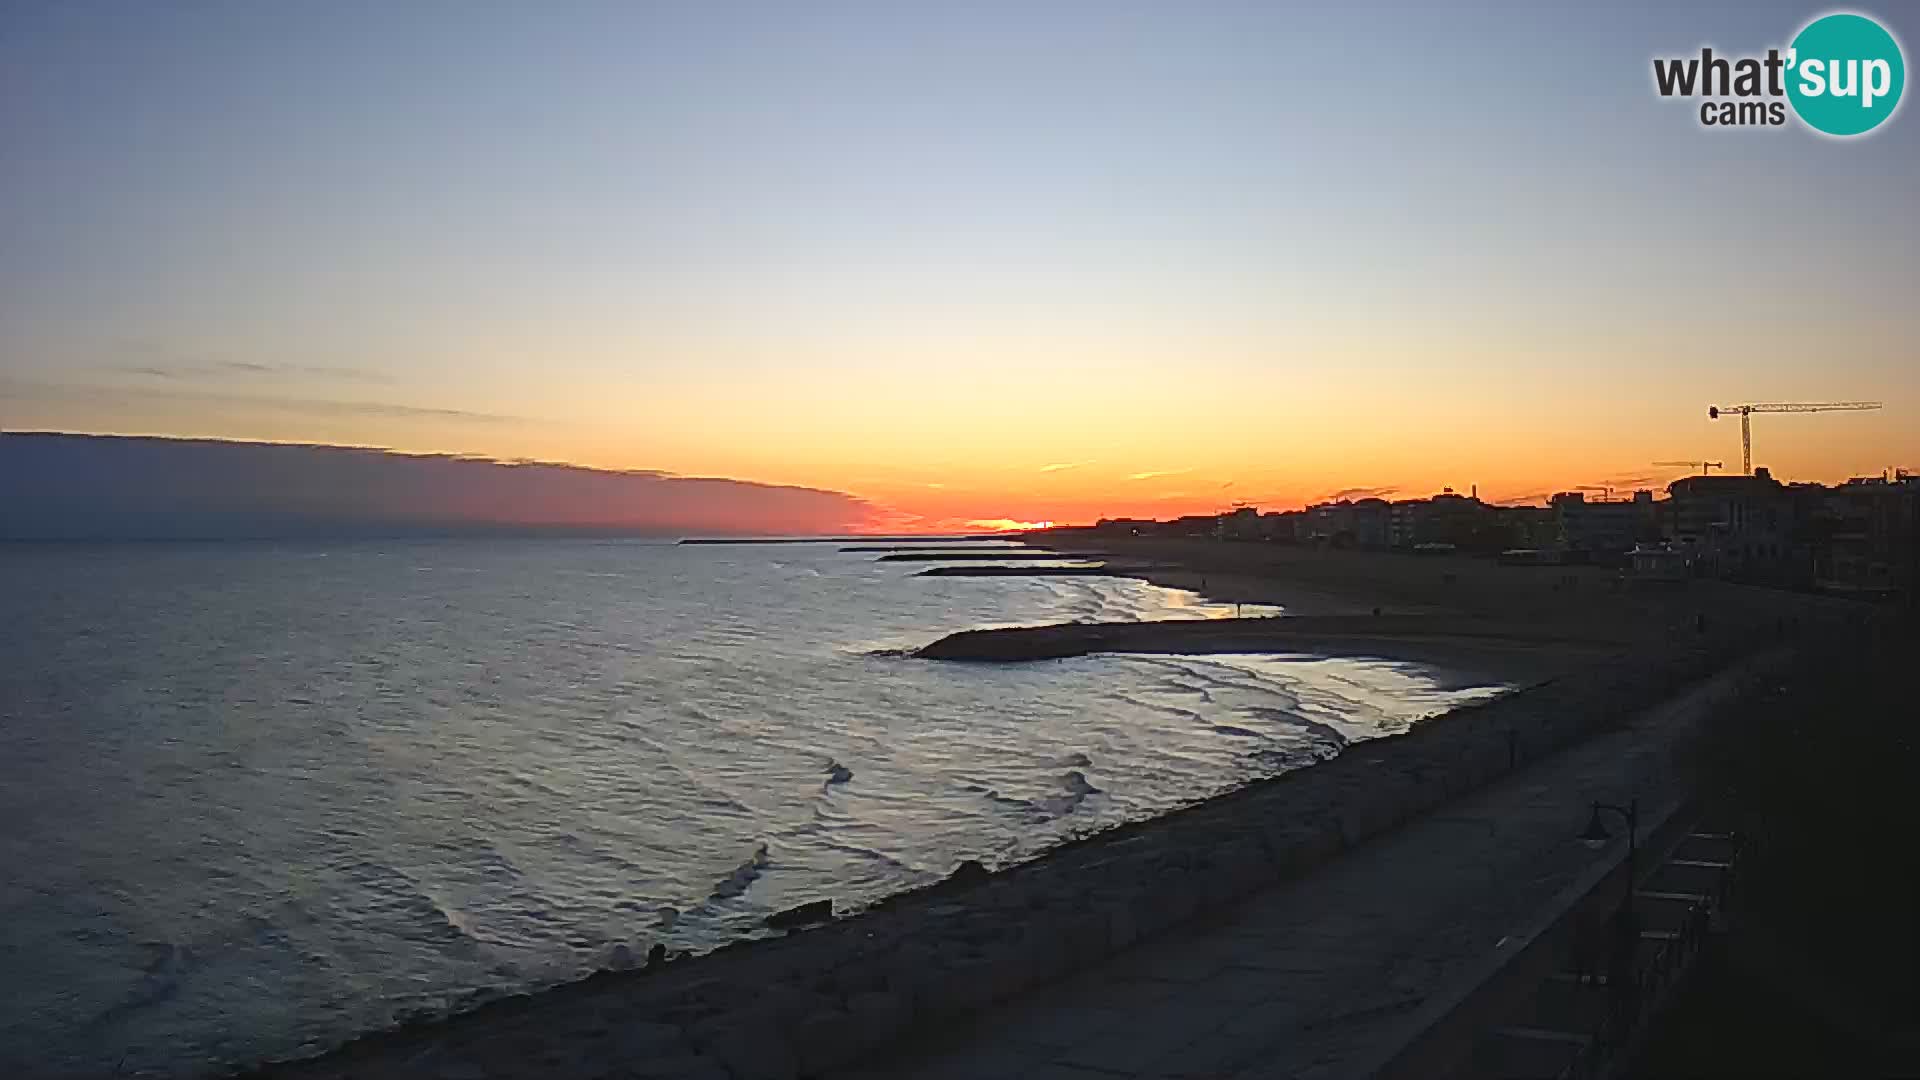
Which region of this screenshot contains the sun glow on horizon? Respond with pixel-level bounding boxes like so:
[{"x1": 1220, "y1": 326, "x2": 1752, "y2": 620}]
[
  {"x1": 966, "y1": 518, "x2": 1055, "y2": 532},
  {"x1": 1, "y1": 4, "x2": 1915, "y2": 538}
]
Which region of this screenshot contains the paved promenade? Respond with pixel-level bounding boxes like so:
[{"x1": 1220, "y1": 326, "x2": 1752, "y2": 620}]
[{"x1": 836, "y1": 660, "x2": 1759, "y2": 1080}]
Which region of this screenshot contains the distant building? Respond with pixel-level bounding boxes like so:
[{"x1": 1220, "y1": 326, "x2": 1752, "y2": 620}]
[
  {"x1": 1086, "y1": 467, "x2": 1914, "y2": 604},
  {"x1": 1388, "y1": 500, "x2": 1419, "y2": 549},
  {"x1": 1502, "y1": 504, "x2": 1560, "y2": 549},
  {"x1": 1305, "y1": 500, "x2": 1355, "y2": 546},
  {"x1": 1218, "y1": 506, "x2": 1262, "y2": 540},
  {"x1": 1629, "y1": 542, "x2": 1692, "y2": 583},
  {"x1": 1260, "y1": 510, "x2": 1305, "y2": 542},
  {"x1": 1808, "y1": 473, "x2": 1919, "y2": 595},
  {"x1": 1551, "y1": 490, "x2": 1656, "y2": 559},
  {"x1": 1351, "y1": 498, "x2": 1391, "y2": 548},
  {"x1": 1165, "y1": 514, "x2": 1220, "y2": 537},
  {"x1": 1380, "y1": 488, "x2": 1504, "y2": 551},
  {"x1": 1663, "y1": 467, "x2": 1801, "y2": 583},
  {"x1": 1423, "y1": 490, "x2": 1485, "y2": 547}
]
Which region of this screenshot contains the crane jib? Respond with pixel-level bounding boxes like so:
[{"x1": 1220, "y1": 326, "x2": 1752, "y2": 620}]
[{"x1": 1707, "y1": 401, "x2": 1884, "y2": 475}]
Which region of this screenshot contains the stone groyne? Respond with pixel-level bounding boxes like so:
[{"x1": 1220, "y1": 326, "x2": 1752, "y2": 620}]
[
  {"x1": 915, "y1": 613, "x2": 1615, "y2": 661},
  {"x1": 915, "y1": 564, "x2": 1134, "y2": 578},
  {"x1": 875, "y1": 550, "x2": 1074, "y2": 562},
  {"x1": 248, "y1": 632, "x2": 1770, "y2": 1080}
]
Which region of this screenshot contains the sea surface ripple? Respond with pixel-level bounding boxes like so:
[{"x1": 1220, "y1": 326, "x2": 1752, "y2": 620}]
[{"x1": 0, "y1": 540, "x2": 1503, "y2": 1077}]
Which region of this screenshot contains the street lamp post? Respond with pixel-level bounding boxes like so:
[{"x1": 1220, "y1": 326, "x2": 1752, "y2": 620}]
[
  {"x1": 1580, "y1": 799, "x2": 1640, "y2": 909},
  {"x1": 1581, "y1": 798, "x2": 1644, "y2": 1041}
]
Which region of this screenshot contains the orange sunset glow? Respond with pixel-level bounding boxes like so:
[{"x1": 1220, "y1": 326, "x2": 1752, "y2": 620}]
[{"x1": 3, "y1": 4, "x2": 1916, "y2": 534}]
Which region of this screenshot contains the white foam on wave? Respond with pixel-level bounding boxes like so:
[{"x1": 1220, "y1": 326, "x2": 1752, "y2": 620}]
[
  {"x1": 0, "y1": 539, "x2": 1520, "y2": 1078},
  {"x1": 1160, "y1": 653, "x2": 1507, "y2": 754}
]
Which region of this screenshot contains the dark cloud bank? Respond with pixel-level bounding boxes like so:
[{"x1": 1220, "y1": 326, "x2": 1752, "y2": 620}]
[{"x1": 0, "y1": 433, "x2": 875, "y2": 539}]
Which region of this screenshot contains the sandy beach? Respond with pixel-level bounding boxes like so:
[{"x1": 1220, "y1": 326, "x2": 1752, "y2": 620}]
[
  {"x1": 895, "y1": 529, "x2": 1866, "y2": 692},
  {"x1": 1024, "y1": 531, "x2": 1847, "y2": 640}
]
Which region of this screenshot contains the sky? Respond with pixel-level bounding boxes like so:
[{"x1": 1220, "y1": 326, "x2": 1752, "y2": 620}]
[{"x1": 3, "y1": 1, "x2": 1917, "y2": 532}]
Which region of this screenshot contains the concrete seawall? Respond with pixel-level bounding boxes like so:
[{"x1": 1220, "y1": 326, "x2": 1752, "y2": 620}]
[{"x1": 248, "y1": 631, "x2": 1772, "y2": 1080}]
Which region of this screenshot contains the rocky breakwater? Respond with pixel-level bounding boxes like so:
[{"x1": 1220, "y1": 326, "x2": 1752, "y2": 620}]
[
  {"x1": 248, "y1": 632, "x2": 1771, "y2": 1080},
  {"x1": 915, "y1": 564, "x2": 1132, "y2": 578},
  {"x1": 876, "y1": 550, "x2": 1077, "y2": 562},
  {"x1": 915, "y1": 614, "x2": 1625, "y2": 683}
]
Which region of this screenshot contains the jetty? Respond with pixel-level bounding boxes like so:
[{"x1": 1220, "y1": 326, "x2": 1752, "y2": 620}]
[
  {"x1": 877, "y1": 550, "x2": 1082, "y2": 562},
  {"x1": 915, "y1": 564, "x2": 1130, "y2": 579}
]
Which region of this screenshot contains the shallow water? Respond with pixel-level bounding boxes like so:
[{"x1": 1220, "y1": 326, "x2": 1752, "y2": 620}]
[{"x1": 0, "y1": 539, "x2": 1503, "y2": 1077}]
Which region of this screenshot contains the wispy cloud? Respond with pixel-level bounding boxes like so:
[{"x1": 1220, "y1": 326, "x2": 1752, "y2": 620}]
[
  {"x1": 248, "y1": 394, "x2": 515, "y2": 422},
  {"x1": 220, "y1": 361, "x2": 394, "y2": 383},
  {"x1": 103, "y1": 340, "x2": 396, "y2": 385},
  {"x1": 1038, "y1": 461, "x2": 1089, "y2": 473},
  {"x1": 109, "y1": 360, "x2": 396, "y2": 384},
  {"x1": 1322, "y1": 485, "x2": 1398, "y2": 501},
  {"x1": 1129, "y1": 468, "x2": 1193, "y2": 481},
  {"x1": 1495, "y1": 492, "x2": 1551, "y2": 507},
  {"x1": 1575, "y1": 474, "x2": 1656, "y2": 496},
  {"x1": 3, "y1": 377, "x2": 521, "y2": 424}
]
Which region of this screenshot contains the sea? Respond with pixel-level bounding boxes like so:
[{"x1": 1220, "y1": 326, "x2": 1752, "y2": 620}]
[{"x1": 0, "y1": 539, "x2": 1504, "y2": 1078}]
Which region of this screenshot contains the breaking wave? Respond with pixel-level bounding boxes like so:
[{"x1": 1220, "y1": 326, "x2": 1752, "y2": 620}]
[{"x1": 0, "y1": 538, "x2": 1506, "y2": 1078}]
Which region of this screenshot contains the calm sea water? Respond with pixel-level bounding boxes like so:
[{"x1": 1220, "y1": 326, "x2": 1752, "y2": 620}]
[{"x1": 0, "y1": 540, "x2": 1503, "y2": 1078}]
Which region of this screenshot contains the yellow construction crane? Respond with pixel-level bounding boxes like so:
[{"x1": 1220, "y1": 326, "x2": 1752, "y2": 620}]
[
  {"x1": 1707, "y1": 401, "x2": 1883, "y2": 475},
  {"x1": 1653, "y1": 459, "x2": 1724, "y2": 475}
]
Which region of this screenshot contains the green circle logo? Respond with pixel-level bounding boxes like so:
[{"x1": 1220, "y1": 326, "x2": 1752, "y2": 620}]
[{"x1": 1786, "y1": 13, "x2": 1905, "y2": 136}]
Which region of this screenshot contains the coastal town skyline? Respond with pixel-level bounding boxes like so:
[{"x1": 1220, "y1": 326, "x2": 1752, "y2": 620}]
[
  {"x1": 2, "y1": 427, "x2": 1909, "y2": 539},
  {"x1": 5, "y1": 1, "x2": 1918, "y2": 532}
]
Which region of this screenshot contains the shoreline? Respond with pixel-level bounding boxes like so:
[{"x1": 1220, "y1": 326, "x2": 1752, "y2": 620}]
[
  {"x1": 227, "y1": 542, "x2": 1853, "y2": 1080},
  {"x1": 244, "y1": 628, "x2": 1781, "y2": 1080},
  {"x1": 1022, "y1": 535, "x2": 1393, "y2": 617},
  {"x1": 1019, "y1": 531, "x2": 1859, "y2": 641}
]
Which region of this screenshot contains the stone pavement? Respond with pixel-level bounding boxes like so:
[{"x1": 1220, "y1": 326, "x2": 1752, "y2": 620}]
[{"x1": 835, "y1": 660, "x2": 1762, "y2": 1080}]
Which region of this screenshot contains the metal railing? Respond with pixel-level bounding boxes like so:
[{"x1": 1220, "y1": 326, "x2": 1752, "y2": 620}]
[{"x1": 1555, "y1": 833, "x2": 1740, "y2": 1080}]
